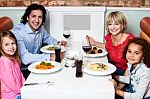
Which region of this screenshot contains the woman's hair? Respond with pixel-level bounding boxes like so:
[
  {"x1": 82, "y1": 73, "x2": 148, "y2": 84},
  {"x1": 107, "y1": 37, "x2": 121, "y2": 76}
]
[
  {"x1": 21, "y1": 3, "x2": 47, "y2": 25},
  {"x1": 106, "y1": 11, "x2": 127, "y2": 33},
  {"x1": 123, "y1": 37, "x2": 150, "y2": 68},
  {"x1": 0, "y1": 31, "x2": 19, "y2": 60}
]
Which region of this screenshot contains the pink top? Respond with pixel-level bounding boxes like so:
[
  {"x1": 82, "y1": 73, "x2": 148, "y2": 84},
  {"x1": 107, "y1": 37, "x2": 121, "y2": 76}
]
[
  {"x1": 0, "y1": 56, "x2": 25, "y2": 99},
  {"x1": 105, "y1": 33, "x2": 135, "y2": 70}
]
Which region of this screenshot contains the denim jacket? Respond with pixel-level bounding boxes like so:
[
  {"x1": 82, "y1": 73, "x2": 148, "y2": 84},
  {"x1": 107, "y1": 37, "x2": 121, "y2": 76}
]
[{"x1": 119, "y1": 63, "x2": 150, "y2": 99}]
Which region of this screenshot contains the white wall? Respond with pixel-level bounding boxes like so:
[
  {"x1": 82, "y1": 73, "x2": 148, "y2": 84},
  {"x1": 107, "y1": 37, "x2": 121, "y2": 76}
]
[
  {"x1": 0, "y1": 7, "x2": 25, "y2": 25},
  {"x1": 0, "y1": 7, "x2": 50, "y2": 33},
  {"x1": 1, "y1": 7, "x2": 150, "y2": 37},
  {"x1": 106, "y1": 7, "x2": 150, "y2": 37}
]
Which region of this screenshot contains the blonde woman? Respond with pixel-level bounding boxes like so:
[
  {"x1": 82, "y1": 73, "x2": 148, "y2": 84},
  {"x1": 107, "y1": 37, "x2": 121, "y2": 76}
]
[{"x1": 87, "y1": 11, "x2": 135, "y2": 76}]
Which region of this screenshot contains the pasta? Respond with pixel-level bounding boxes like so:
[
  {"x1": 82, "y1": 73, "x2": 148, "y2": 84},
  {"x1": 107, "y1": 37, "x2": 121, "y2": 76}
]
[{"x1": 88, "y1": 63, "x2": 108, "y2": 71}]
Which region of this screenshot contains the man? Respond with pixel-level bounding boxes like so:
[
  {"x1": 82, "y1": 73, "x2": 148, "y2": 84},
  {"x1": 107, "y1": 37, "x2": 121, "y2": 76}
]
[{"x1": 12, "y1": 3, "x2": 66, "y2": 79}]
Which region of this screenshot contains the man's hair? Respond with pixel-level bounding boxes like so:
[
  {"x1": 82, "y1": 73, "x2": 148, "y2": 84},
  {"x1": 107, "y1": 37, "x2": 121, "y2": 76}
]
[{"x1": 21, "y1": 3, "x2": 47, "y2": 25}]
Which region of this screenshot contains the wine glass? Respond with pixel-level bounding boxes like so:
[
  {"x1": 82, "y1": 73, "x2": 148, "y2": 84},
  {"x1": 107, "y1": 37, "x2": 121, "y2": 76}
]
[
  {"x1": 63, "y1": 27, "x2": 71, "y2": 40},
  {"x1": 82, "y1": 38, "x2": 92, "y2": 63},
  {"x1": 82, "y1": 38, "x2": 92, "y2": 54},
  {"x1": 63, "y1": 27, "x2": 71, "y2": 47}
]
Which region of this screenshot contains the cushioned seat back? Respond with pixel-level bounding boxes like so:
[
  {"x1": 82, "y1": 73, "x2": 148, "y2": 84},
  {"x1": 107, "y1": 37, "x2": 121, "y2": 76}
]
[
  {"x1": 140, "y1": 17, "x2": 150, "y2": 37},
  {"x1": 140, "y1": 17, "x2": 150, "y2": 43},
  {"x1": 0, "y1": 16, "x2": 13, "y2": 32},
  {"x1": 0, "y1": 16, "x2": 13, "y2": 99}
]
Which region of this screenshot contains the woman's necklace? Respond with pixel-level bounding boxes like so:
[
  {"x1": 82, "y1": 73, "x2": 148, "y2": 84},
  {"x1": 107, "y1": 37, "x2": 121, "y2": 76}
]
[{"x1": 112, "y1": 33, "x2": 123, "y2": 46}]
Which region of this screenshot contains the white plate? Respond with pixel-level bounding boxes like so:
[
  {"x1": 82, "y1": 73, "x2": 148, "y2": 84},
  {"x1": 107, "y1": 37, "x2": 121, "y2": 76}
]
[
  {"x1": 85, "y1": 48, "x2": 108, "y2": 57},
  {"x1": 83, "y1": 62, "x2": 116, "y2": 76},
  {"x1": 28, "y1": 61, "x2": 62, "y2": 74},
  {"x1": 40, "y1": 45, "x2": 66, "y2": 53}
]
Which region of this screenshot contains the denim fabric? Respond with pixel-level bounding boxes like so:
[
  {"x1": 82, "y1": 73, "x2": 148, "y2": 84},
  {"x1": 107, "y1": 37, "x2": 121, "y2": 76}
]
[
  {"x1": 16, "y1": 95, "x2": 21, "y2": 99},
  {"x1": 119, "y1": 63, "x2": 150, "y2": 99},
  {"x1": 124, "y1": 84, "x2": 135, "y2": 93},
  {"x1": 114, "y1": 68, "x2": 125, "y2": 76},
  {"x1": 144, "y1": 96, "x2": 150, "y2": 99}
]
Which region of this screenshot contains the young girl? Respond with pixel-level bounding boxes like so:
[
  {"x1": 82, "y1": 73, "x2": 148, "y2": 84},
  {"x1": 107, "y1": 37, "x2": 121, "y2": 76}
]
[
  {"x1": 111, "y1": 37, "x2": 150, "y2": 99},
  {"x1": 87, "y1": 11, "x2": 135, "y2": 76},
  {"x1": 0, "y1": 31, "x2": 25, "y2": 99}
]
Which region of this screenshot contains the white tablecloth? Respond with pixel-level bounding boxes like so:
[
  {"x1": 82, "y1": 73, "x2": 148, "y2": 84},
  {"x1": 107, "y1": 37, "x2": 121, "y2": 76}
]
[{"x1": 21, "y1": 56, "x2": 115, "y2": 99}]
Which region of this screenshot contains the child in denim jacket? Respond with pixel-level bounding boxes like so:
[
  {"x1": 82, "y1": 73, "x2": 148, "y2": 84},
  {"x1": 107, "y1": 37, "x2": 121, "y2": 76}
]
[{"x1": 110, "y1": 37, "x2": 150, "y2": 99}]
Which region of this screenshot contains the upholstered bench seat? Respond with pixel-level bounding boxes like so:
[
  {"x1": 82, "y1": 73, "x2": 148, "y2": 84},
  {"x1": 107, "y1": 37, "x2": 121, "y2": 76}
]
[
  {"x1": 140, "y1": 17, "x2": 150, "y2": 43},
  {"x1": 0, "y1": 16, "x2": 13, "y2": 99}
]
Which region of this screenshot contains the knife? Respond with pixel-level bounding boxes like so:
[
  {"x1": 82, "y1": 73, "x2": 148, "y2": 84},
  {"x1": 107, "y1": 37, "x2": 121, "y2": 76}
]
[
  {"x1": 24, "y1": 83, "x2": 40, "y2": 86},
  {"x1": 24, "y1": 81, "x2": 53, "y2": 86}
]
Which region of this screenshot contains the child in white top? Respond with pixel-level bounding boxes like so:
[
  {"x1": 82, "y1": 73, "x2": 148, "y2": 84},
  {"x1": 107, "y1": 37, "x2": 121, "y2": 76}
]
[{"x1": 110, "y1": 37, "x2": 150, "y2": 99}]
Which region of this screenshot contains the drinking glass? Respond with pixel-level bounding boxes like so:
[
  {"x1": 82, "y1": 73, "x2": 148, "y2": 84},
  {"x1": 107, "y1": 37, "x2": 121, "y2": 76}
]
[
  {"x1": 75, "y1": 52, "x2": 83, "y2": 77},
  {"x1": 54, "y1": 44, "x2": 61, "y2": 63},
  {"x1": 82, "y1": 38, "x2": 92, "y2": 55},
  {"x1": 63, "y1": 27, "x2": 71, "y2": 47},
  {"x1": 63, "y1": 27, "x2": 71, "y2": 40},
  {"x1": 82, "y1": 38, "x2": 92, "y2": 63}
]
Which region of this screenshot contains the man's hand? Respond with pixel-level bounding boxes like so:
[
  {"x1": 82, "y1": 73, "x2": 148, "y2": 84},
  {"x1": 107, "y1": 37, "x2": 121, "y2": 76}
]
[{"x1": 59, "y1": 40, "x2": 67, "y2": 47}]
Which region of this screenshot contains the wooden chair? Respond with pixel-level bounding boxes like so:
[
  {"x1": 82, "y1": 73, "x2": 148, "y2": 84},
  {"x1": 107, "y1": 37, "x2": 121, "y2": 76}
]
[{"x1": 0, "y1": 16, "x2": 13, "y2": 99}]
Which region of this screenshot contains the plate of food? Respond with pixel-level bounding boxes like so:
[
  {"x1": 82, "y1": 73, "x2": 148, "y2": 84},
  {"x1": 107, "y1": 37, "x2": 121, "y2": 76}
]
[
  {"x1": 85, "y1": 46, "x2": 108, "y2": 57},
  {"x1": 28, "y1": 61, "x2": 62, "y2": 74},
  {"x1": 40, "y1": 45, "x2": 66, "y2": 53},
  {"x1": 83, "y1": 62, "x2": 116, "y2": 75}
]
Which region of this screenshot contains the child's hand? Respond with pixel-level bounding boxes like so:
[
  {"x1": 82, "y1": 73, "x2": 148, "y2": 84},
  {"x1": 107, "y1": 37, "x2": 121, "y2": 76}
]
[
  {"x1": 115, "y1": 89, "x2": 124, "y2": 97},
  {"x1": 109, "y1": 78, "x2": 117, "y2": 88}
]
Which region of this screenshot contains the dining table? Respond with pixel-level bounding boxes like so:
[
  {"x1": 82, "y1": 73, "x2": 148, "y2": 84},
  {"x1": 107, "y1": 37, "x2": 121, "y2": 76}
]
[{"x1": 21, "y1": 43, "x2": 115, "y2": 99}]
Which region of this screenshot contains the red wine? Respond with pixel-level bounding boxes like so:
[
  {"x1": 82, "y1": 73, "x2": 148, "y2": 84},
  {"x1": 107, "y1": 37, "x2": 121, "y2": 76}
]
[
  {"x1": 82, "y1": 46, "x2": 92, "y2": 53},
  {"x1": 63, "y1": 34, "x2": 70, "y2": 39}
]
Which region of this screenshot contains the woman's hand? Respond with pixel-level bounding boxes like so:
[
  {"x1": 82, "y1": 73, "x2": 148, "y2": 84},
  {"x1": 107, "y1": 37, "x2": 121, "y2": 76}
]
[{"x1": 86, "y1": 35, "x2": 96, "y2": 46}]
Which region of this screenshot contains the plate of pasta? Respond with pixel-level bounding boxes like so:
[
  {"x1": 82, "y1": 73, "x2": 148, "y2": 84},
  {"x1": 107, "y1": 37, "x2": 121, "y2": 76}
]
[
  {"x1": 28, "y1": 61, "x2": 62, "y2": 74},
  {"x1": 83, "y1": 62, "x2": 116, "y2": 75},
  {"x1": 40, "y1": 45, "x2": 66, "y2": 53}
]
